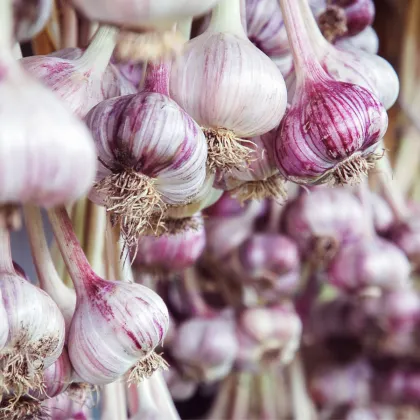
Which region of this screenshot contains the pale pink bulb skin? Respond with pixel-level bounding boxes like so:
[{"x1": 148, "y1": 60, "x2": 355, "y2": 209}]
[
  {"x1": 310, "y1": 360, "x2": 372, "y2": 407},
  {"x1": 42, "y1": 393, "x2": 89, "y2": 420},
  {"x1": 21, "y1": 48, "x2": 136, "y2": 118},
  {"x1": 0, "y1": 290, "x2": 9, "y2": 351},
  {"x1": 375, "y1": 370, "x2": 420, "y2": 405},
  {"x1": 170, "y1": 32, "x2": 287, "y2": 138},
  {"x1": 170, "y1": 312, "x2": 238, "y2": 382},
  {"x1": 204, "y1": 193, "x2": 246, "y2": 218},
  {"x1": 163, "y1": 368, "x2": 198, "y2": 401},
  {"x1": 390, "y1": 218, "x2": 420, "y2": 272},
  {"x1": 283, "y1": 187, "x2": 365, "y2": 256},
  {"x1": 332, "y1": 0, "x2": 375, "y2": 37},
  {"x1": 235, "y1": 303, "x2": 302, "y2": 371},
  {"x1": 0, "y1": 57, "x2": 97, "y2": 207},
  {"x1": 70, "y1": 0, "x2": 220, "y2": 28},
  {"x1": 274, "y1": 79, "x2": 388, "y2": 182},
  {"x1": 13, "y1": 0, "x2": 52, "y2": 42},
  {"x1": 68, "y1": 276, "x2": 169, "y2": 385},
  {"x1": 370, "y1": 192, "x2": 394, "y2": 235},
  {"x1": 335, "y1": 26, "x2": 379, "y2": 55},
  {"x1": 86, "y1": 92, "x2": 207, "y2": 207},
  {"x1": 327, "y1": 237, "x2": 411, "y2": 293},
  {"x1": 135, "y1": 221, "x2": 206, "y2": 272}
]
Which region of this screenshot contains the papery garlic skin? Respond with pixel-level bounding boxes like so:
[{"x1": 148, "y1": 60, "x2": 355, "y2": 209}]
[
  {"x1": 13, "y1": 0, "x2": 52, "y2": 41},
  {"x1": 335, "y1": 26, "x2": 379, "y2": 55},
  {"x1": 69, "y1": 278, "x2": 169, "y2": 385},
  {"x1": 170, "y1": 31, "x2": 287, "y2": 139},
  {"x1": 21, "y1": 28, "x2": 136, "y2": 118},
  {"x1": 0, "y1": 274, "x2": 65, "y2": 377},
  {"x1": 170, "y1": 311, "x2": 238, "y2": 382},
  {"x1": 71, "y1": 0, "x2": 221, "y2": 29},
  {"x1": 135, "y1": 215, "x2": 206, "y2": 272},
  {"x1": 86, "y1": 92, "x2": 207, "y2": 209},
  {"x1": 0, "y1": 290, "x2": 9, "y2": 351},
  {"x1": 0, "y1": 56, "x2": 97, "y2": 206}
]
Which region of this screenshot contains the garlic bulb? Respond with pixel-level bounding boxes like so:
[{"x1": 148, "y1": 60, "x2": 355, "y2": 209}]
[
  {"x1": 335, "y1": 26, "x2": 379, "y2": 55},
  {"x1": 218, "y1": 131, "x2": 286, "y2": 203},
  {"x1": 0, "y1": 228, "x2": 65, "y2": 394},
  {"x1": 86, "y1": 60, "x2": 207, "y2": 246},
  {"x1": 163, "y1": 368, "x2": 198, "y2": 401},
  {"x1": 170, "y1": 0, "x2": 287, "y2": 173},
  {"x1": 327, "y1": 236, "x2": 411, "y2": 293},
  {"x1": 170, "y1": 311, "x2": 238, "y2": 382},
  {"x1": 70, "y1": 0, "x2": 221, "y2": 30},
  {"x1": 48, "y1": 207, "x2": 169, "y2": 385},
  {"x1": 275, "y1": 0, "x2": 388, "y2": 186},
  {"x1": 235, "y1": 303, "x2": 302, "y2": 371},
  {"x1": 134, "y1": 214, "x2": 206, "y2": 273},
  {"x1": 21, "y1": 26, "x2": 136, "y2": 118},
  {"x1": 13, "y1": 0, "x2": 52, "y2": 42},
  {"x1": 24, "y1": 205, "x2": 76, "y2": 336},
  {"x1": 286, "y1": 0, "x2": 398, "y2": 110},
  {"x1": 0, "y1": 2, "x2": 96, "y2": 207}
]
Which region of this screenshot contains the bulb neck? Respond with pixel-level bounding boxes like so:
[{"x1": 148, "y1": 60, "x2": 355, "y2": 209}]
[
  {"x1": 0, "y1": 227, "x2": 15, "y2": 274},
  {"x1": 76, "y1": 25, "x2": 118, "y2": 75},
  {"x1": 47, "y1": 207, "x2": 96, "y2": 297},
  {"x1": 208, "y1": 0, "x2": 247, "y2": 38},
  {"x1": 143, "y1": 60, "x2": 170, "y2": 96},
  {"x1": 279, "y1": 0, "x2": 327, "y2": 85}
]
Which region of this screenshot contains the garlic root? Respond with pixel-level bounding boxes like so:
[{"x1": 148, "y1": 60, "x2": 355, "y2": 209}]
[{"x1": 127, "y1": 351, "x2": 169, "y2": 385}]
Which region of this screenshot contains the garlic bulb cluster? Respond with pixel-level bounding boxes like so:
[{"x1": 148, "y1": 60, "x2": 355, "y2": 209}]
[
  {"x1": 286, "y1": 0, "x2": 398, "y2": 110},
  {"x1": 21, "y1": 26, "x2": 136, "y2": 118},
  {"x1": 48, "y1": 207, "x2": 169, "y2": 385},
  {"x1": 13, "y1": 0, "x2": 52, "y2": 42},
  {"x1": 87, "y1": 60, "x2": 207, "y2": 246},
  {"x1": 134, "y1": 214, "x2": 206, "y2": 273},
  {"x1": 0, "y1": 228, "x2": 65, "y2": 395},
  {"x1": 170, "y1": 0, "x2": 287, "y2": 173},
  {"x1": 275, "y1": 0, "x2": 387, "y2": 186},
  {"x1": 218, "y1": 131, "x2": 286, "y2": 203}
]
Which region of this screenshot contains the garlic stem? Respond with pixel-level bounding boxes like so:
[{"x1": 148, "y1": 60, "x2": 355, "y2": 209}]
[
  {"x1": 182, "y1": 268, "x2": 211, "y2": 316},
  {"x1": 0, "y1": 226, "x2": 14, "y2": 274},
  {"x1": 143, "y1": 60, "x2": 170, "y2": 96},
  {"x1": 208, "y1": 0, "x2": 246, "y2": 38},
  {"x1": 24, "y1": 205, "x2": 76, "y2": 329},
  {"x1": 259, "y1": 372, "x2": 277, "y2": 419},
  {"x1": 101, "y1": 381, "x2": 128, "y2": 420},
  {"x1": 356, "y1": 181, "x2": 376, "y2": 239},
  {"x1": 231, "y1": 372, "x2": 251, "y2": 420},
  {"x1": 177, "y1": 18, "x2": 193, "y2": 40},
  {"x1": 47, "y1": 207, "x2": 96, "y2": 297},
  {"x1": 0, "y1": 0, "x2": 12, "y2": 50},
  {"x1": 279, "y1": 0, "x2": 324, "y2": 82},
  {"x1": 76, "y1": 25, "x2": 118, "y2": 75},
  {"x1": 148, "y1": 372, "x2": 181, "y2": 420}
]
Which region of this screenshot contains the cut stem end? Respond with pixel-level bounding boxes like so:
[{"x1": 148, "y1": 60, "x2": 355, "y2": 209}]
[{"x1": 318, "y1": 5, "x2": 348, "y2": 42}]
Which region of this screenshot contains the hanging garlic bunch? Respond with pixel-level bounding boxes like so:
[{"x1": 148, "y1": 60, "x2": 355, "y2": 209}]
[
  {"x1": 86, "y1": 60, "x2": 207, "y2": 246},
  {"x1": 70, "y1": 0, "x2": 221, "y2": 30},
  {"x1": 13, "y1": 0, "x2": 52, "y2": 41},
  {"x1": 0, "y1": 228, "x2": 65, "y2": 395},
  {"x1": 21, "y1": 26, "x2": 136, "y2": 118},
  {"x1": 48, "y1": 207, "x2": 169, "y2": 385},
  {"x1": 134, "y1": 213, "x2": 206, "y2": 273},
  {"x1": 218, "y1": 131, "x2": 286, "y2": 203},
  {"x1": 285, "y1": 0, "x2": 398, "y2": 110},
  {"x1": 0, "y1": 0, "x2": 97, "y2": 209},
  {"x1": 170, "y1": 0, "x2": 287, "y2": 173},
  {"x1": 274, "y1": 0, "x2": 388, "y2": 186}
]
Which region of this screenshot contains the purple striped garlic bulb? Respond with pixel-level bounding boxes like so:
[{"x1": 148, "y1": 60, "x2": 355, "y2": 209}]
[
  {"x1": 218, "y1": 131, "x2": 286, "y2": 203},
  {"x1": 0, "y1": 2, "x2": 96, "y2": 207},
  {"x1": 0, "y1": 228, "x2": 65, "y2": 395},
  {"x1": 70, "y1": 0, "x2": 221, "y2": 30},
  {"x1": 283, "y1": 187, "x2": 365, "y2": 260},
  {"x1": 48, "y1": 207, "x2": 169, "y2": 385},
  {"x1": 86, "y1": 60, "x2": 207, "y2": 246},
  {"x1": 134, "y1": 214, "x2": 206, "y2": 273},
  {"x1": 170, "y1": 0, "x2": 287, "y2": 173},
  {"x1": 13, "y1": 0, "x2": 52, "y2": 41},
  {"x1": 285, "y1": 0, "x2": 398, "y2": 109},
  {"x1": 21, "y1": 26, "x2": 136, "y2": 118},
  {"x1": 327, "y1": 237, "x2": 411, "y2": 293},
  {"x1": 275, "y1": 0, "x2": 388, "y2": 186}
]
